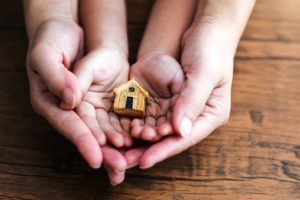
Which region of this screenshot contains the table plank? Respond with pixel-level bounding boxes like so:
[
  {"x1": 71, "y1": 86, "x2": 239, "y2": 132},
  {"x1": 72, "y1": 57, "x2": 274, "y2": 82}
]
[{"x1": 0, "y1": 0, "x2": 299, "y2": 199}]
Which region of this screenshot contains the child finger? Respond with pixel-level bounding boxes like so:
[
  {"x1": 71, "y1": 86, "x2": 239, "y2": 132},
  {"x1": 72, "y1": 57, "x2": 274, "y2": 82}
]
[
  {"x1": 96, "y1": 109, "x2": 124, "y2": 147},
  {"x1": 109, "y1": 113, "x2": 132, "y2": 147},
  {"x1": 77, "y1": 101, "x2": 106, "y2": 145}
]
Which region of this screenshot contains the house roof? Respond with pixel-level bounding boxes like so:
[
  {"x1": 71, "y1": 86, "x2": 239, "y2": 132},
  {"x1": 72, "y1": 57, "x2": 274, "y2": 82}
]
[{"x1": 113, "y1": 79, "x2": 149, "y2": 98}]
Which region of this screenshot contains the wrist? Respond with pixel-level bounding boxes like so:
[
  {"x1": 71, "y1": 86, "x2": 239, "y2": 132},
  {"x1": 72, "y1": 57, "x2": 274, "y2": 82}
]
[
  {"x1": 27, "y1": 18, "x2": 79, "y2": 44},
  {"x1": 137, "y1": 47, "x2": 177, "y2": 61},
  {"x1": 85, "y1": 40, "x2": 128, "y2": 59},
  {"x1": 89, "y1": 46, "x2": 128, "y2": 62},
  {"x1": 24, "y1": 0, "x2": 78, "y2": 41},
  {"x1": 87, "y1": 43, "x2": 128, "y2": 60},
  {"x1": 187, "y1": 21, "x2": 240, "y2": 57},
  {"x1": 190, "y1": 0, "x2": 255, "y2": 53},
  {"x1": 137, "y1": 52, "x2": 170, "y2": 62}
]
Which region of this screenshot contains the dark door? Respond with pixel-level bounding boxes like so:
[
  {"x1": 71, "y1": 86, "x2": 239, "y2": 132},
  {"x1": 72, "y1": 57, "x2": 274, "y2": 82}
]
[{"x1": 126, "y1": 97, "x2": 133, "y2": 109}]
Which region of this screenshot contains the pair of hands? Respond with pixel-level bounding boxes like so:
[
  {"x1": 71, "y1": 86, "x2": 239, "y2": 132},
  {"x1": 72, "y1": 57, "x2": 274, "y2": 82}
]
[{"x1": 26, "y1": 19, "x2": 232, "y2": 185}]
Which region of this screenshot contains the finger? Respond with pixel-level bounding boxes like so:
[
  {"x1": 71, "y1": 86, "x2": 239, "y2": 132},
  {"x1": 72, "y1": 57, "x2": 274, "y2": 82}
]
[
  {"x1": 102, "y1": 146, "x2": 127, "y2": 173},
  {"x1": 131, "y1": 125, "x2": 144, "y2": 138},
  {"x1": 139, "y1": 116, "x2": 219, "y2": 169},
  {"x1": 141, "y1": 116, "x2": 157, "y2": 141},
  {"x1": 131, "y1": 118, "x2": 144, "y2": 127},
  {"x1": 156, "y1": 115, "x2": 174, "y2": 136},
  {"x1": 141, "y1": 126, "x2": 157, "y2": 141},
  {"x1": 104, "y1": 165, "x2": 125, "y2": 186},
  {"x1": 30, "y1": 86, "x2": 102, "y2": 168},
  {"x1": 120, "y1": 117, "x2": 131, "y2": 133},
  {"x1": 157, "y1": 122, "x2": 174, "y2": 136},
  {"x1": 29, "y1": 46, "x2": 81, "y2": 109},
  {"x1": 124, "y1": 146, "x2": 148, "y2": 169},
  {"x1": 103, "y1": 146, "x2": 127, "y2": 185},
  {"x1": 172, "y1": 73, "x2": 215, "y2": 137},
  {"x1": 96, "y1": 109, "x2": 124, "y2": 147},
  {"x1": 109, "y1": 113, "x2": 132, "y2": 147},
  {"x1": 77, "y1": 101, "x2": 106, "y2": 145},
  {"x1": 120, "y1": 132, "x2": 133, "y2": 147},
  {"x1": 109, "y1": 112, "x2": 125, "y2": 132},
  {"x1": 131, "y1": 119, "x2": 144, "y2": 138}
]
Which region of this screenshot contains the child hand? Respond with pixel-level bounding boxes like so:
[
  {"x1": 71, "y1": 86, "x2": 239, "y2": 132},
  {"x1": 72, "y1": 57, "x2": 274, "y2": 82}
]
[
  {"x1": 130, "y1": 54, "x2": 184, "y2": 141},
  {"x1": 73, "y1": 48, "x2": 132, "y2": 148}
]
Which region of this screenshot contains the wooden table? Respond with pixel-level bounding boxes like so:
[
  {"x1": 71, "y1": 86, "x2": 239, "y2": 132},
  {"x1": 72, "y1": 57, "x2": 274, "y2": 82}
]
[{"x1": 0, "y1": 0, "x2": 299, "y2": 199}]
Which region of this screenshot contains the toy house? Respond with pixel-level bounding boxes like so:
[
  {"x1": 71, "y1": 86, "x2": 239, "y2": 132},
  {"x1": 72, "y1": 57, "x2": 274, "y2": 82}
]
[{"x1": 113, "y1": 79, "x2": 149, "y2": 118}]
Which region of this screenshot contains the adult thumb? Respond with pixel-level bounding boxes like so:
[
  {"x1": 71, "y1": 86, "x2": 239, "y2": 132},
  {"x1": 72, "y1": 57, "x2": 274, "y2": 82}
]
[
  {"x1": 172, "y1": 74, "x2": 215, "y2": 137},
  {"x1": 28, "y1": 46, "x2": 82, "y2": 110}
]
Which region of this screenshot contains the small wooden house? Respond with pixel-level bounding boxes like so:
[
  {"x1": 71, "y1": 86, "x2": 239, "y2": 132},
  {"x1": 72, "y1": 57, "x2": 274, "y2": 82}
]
[{"x1": 113, "y1": 79, "x2": 149, "y2": 118}]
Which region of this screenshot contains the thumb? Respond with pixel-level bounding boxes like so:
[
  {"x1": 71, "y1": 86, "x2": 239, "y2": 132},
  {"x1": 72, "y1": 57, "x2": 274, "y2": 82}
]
[
  {"x1": 73, "y1": 49, "x2": 121, "y2": 95},
  {"x1": 72, "y1": 54, "x2": 97, "y2": 96},
  {"x1": 28, "y1": 47, "x2": 82, "y2": 110},
  {"x1": 172, "y1": 73, "x2": 215, "y2": 137}
]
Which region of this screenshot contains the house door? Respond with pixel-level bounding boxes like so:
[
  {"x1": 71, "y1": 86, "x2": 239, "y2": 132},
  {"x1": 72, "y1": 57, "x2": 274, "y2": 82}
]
[{"x1": 126, "y1": 97, "x2": 133, "y2": 109}]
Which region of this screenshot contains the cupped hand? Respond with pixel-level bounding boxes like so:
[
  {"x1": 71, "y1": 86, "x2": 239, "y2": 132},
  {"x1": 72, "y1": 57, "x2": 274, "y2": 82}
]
[
  {"x1": 73, "y1": 48, "x2": 135, "y2": 185},
  {"x1": 73, "y1": 48, "x2": 132, "y2": 148},
  {"x1": 125, "y1": 24, "x2": 232, "y2": 169},
  {"x1": 129, "y1": 54, "x2": 184, "y2": 141},
  {"x1": 27, "y1": 19, "x2": 103, "y2": 168}
]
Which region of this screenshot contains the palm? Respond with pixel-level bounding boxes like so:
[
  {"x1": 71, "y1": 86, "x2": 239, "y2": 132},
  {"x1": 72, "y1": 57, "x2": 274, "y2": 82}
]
[
  {"x1": 125, "y1": 27, "x2": 233, "y2": 169},
  {"x1": 130, "y1": 55, "x2": 184, "y2": 141},
  {"x1": 74, "y1": 49, "x2": 132, "y2": 148}
]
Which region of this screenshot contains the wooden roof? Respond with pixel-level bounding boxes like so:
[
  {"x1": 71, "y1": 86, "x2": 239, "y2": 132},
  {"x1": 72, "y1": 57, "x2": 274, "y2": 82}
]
[{"x1": 113, "y1": 79, "x2": 149, "y2": 98}]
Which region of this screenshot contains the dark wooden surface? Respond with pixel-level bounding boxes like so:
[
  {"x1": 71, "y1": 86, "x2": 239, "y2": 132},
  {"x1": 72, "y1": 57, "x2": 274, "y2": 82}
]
[{"x1": 0, "y1": 0, "x2": 300, "y2": 199}]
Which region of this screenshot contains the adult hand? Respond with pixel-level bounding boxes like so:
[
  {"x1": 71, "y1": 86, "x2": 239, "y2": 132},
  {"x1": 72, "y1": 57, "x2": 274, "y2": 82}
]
[
  {"x1": 125, "y1": 0, "x2": 255, "y2": 169},
  {"x1": 126, "y1": 23, "x2": 233, "y2": 169},
  {"x1": 27, "y1": 19, "x2": 103, "y2": 169}
]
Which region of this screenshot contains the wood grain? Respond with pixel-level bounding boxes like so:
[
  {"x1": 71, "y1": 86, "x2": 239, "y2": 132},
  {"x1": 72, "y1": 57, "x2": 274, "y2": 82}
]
[{"x1": 0, "y1": 0, "x2": 299, "y2": 199}]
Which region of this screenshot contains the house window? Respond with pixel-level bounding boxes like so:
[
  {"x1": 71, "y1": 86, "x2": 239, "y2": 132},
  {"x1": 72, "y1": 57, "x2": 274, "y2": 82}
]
[
  {"x1": 126, "y1": 97, "x2": 133, "y2": 109},
  {"x1": 129, "y1": 87, "x2": 135, "y2": 92}
]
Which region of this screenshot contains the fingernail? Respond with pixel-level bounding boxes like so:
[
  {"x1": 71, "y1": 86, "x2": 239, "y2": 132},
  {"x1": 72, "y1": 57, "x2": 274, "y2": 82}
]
[
  {"x1": 91, "y1": 163, "x2": 101, "y2": 169},
  {"x1": 114, "y1": 170, "x2": 125, "y2": 175},
  {"x1": 110, "y1": 182, "x2": 118, "y2": 186},
  {"x1": 179, "y1": 117, "x2": 192, "y2": 138},
  {"x1": 127, "y1": 163, "x2": 138, "y2": 169},
  {"x1": 62, "y1": 87, "x2": 75, "y2": 109},
  {"x1": 140, "y1": 164, "x2": 154, "y2": 170}
]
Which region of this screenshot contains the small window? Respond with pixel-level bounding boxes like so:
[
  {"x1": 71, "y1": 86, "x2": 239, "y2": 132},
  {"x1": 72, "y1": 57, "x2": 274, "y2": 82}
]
[{"x1": 129, "y1": 87, "x2": 135, "y2": 92}]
